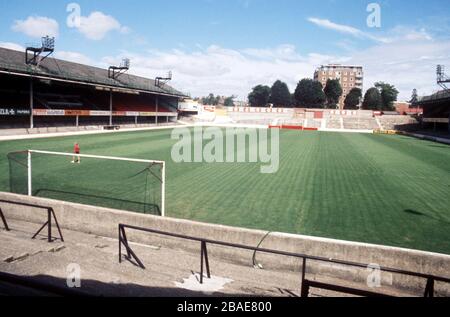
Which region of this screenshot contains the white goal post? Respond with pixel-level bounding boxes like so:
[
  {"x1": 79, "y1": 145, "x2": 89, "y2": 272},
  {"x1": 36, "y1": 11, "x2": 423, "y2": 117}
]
[{"x1": 25, "y1": 150, "x2": 166, "y2": 217}]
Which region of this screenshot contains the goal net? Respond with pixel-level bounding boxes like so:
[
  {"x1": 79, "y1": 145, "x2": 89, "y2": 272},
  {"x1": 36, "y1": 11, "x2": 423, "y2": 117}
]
[{"x1": 7, "y1": 150, "x2": 165, "y2": 216}]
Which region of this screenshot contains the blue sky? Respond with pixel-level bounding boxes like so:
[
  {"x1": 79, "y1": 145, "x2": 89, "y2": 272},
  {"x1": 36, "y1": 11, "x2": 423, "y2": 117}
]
[{"x1": 1, "y1": 0, "x2": 450, "y2": 100}]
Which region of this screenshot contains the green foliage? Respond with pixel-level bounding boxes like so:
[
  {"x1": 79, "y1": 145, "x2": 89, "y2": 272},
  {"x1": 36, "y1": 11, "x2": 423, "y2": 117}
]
[
  {"x1": 269, "y1": 80, "x2": 292, "y2": 107},
  {"x1": 294, "y1": 79, "x2": 326, "y2": 108},
  {"x1": 362, "y1": 87, "x2": 382, "y2": 110},
  {"x1": 200, "y1": 94, "x2": 235, "y2": 107},
  {"x1": 375, "y1": 82, "x2": 399, "y2": 111},
  {"x1": 201, "y1": 93, "x2": 217, "y2": 106},
  {"x1": 344, "y1": 88, "x2": 363, "y2": 110},
  {"x1": 324, "y1": 79, "x2": 343, "y2": 108},
  {"x1": 248, "y1": 85, "x2": 271, "y2": 107},
  {"x1": 224, "y1": 96, "x2": 235, "y2": 107},
  {"x1": 410, "y1": 89, "x2": 418, "y2": 105}
]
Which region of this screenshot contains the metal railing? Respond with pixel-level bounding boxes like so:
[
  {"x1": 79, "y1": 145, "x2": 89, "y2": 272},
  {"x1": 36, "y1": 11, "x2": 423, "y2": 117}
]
[
  {"x1": 118, "y1": 224, "x2": 450, "y2": 297},
  {"x1": 0, "y1": 199, "x2": 64, "y2": 243},
  {"x1": 0, "y1": 207, "x2": 9, "y2": 231}
]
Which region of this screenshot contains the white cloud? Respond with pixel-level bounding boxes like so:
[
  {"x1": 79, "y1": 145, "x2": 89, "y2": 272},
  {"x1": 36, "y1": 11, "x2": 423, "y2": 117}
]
[
  {"x1": 99, "y1": 26, "x2": 449, "y2": 101},
  {"x1": 76, "y1": 12, "x2": 129, "y2": 40},
  {"x1": 307, "y1": 17, "x2": 391, "y2": 43},
  {"x1": 101, "y1": 45, "x2": 341, "y2": 99},
  {"x1": 0, "y1": 42, "x2": 25, "y2": 52},
  {"x1": 348, "y1": 38, "x2": 450, "y2": 100},
  {"x1": 5, "y1": 15, "x2": 442, "y2": 103},
  {"x1": 389, "y1": 26, "x2": 433, "y2": 41},
  {"x1": 12, "y1": 16, "x2": 59, "y2": 38}
]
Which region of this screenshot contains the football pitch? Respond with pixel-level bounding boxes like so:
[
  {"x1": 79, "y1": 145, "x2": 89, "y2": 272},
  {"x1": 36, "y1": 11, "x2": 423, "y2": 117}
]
[{"x1": 0, "y1": 128, "x2": 449, "y2": 254}]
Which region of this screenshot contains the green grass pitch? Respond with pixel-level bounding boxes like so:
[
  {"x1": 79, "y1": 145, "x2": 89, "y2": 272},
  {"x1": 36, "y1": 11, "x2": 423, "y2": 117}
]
[{"x1": 0, "y1": 128, "x2": 449, "y2": 254}]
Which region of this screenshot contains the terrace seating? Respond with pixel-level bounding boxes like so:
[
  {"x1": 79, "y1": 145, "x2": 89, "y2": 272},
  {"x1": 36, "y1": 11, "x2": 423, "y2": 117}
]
[
  {"x1": 379, "y1": 115, "x2": 419, "y2": 131},
  {"x1": 343, "y1": 117, "x2": 379, "y2": 130},
  {"x1": 306, "y1": 119, "x2": 322, "y2": 129},
  {"x1": 113, "y1": 94, "x2": 173, "y2": 113},
  {"x1": 231, "y1": 119, "x2": 274, "y2": 125},
  {"x1": 228, "y1": 111, "x2": 294, "y2": 125},
  {"x1": 327, "y1": 117, "x2": 342, "y2": 129},
  {"x1": 277, "y1": 118, "x2": 305, "y2": 127},
  {"x1": 114, "y1": 105, "x2": 171, "y2": 113},
  {"x1": 35, "y1": 93, "x2": 88, "y2": 110},
  {"x1": 0, "y1": 89, "x2": 30, "y2": 107}
]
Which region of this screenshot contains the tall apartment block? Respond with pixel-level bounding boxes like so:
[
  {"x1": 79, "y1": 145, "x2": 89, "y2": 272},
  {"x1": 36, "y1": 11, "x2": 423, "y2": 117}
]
[{"x1": 314, "y1": 64, "x2": 364, "y2": 109}]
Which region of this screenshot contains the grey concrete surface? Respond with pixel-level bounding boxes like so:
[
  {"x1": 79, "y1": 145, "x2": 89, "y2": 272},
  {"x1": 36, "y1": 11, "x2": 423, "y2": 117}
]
[
  {"x1": 0, "y1": 219, "x2": 422, "y2": 297},
  {"x1": 0, "y1": 192, "x2": 449, "y2": 297}
]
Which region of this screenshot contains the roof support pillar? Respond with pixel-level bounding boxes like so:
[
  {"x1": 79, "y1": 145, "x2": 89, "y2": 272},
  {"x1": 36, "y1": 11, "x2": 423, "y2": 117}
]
[
  {"x1": 155, "y1": 96, "x2": 159, "y2": 125},
  {"x1": 29, "y1": 78, "x2": 34, "y2": 129},
  {"x1": 109, "y1": 89, "x2": 113, "y2": 126}
]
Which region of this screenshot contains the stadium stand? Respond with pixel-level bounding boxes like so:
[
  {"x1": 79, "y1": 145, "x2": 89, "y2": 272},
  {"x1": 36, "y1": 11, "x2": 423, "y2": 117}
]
[
  {"x1": 277, "y1": 118, "x2": 305, "y2": 127},
  {"x1": 415, "y1": 90, "x2": 450, "y2": 133},
  {"x1": 326, "y1": 116, "x2": 343, "y2": 129},
  {"x1": 305, "y1": 119, "x2": 322, "y2": 129},
  {"x1": 222, "y1": 107, "x2": 423, "y2": 132},
  {"x1": 343, "y1": 117, "x2": 380, "y2": 130},
  {"x1": 378, "y1": 115, "x2": 419, "y2": 131},
  {"x1": 0, "y1": 47, "x2": 185, "y2": 129}
]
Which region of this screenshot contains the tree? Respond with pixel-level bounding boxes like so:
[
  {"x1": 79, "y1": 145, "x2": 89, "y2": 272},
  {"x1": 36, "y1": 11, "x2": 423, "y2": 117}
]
[
  {"x1": 248, "y1": 85, "x2": 271, "y2": 107},
  {"x1": 294, "y1": 79, "x2": 326, "y2": 108},
  {"x1": 344, "y1": 88, "x2": 362, "y2": 110},
  {"x1": 410, "y1": 89, "x2": 418, "y2": 105},
  {"x1": 374, "y1": 82, "x2": 399, "y2": 111},
  {"x1": 269, "y1": 80, "x2": 291, "y2": 107},
  {"x1": 324, "y1": 79, "x2": 343, "y2": 109},
  {"x1": 291, "y1": 94, "x2": 296, "y2": 107},
  {"x1": 224, "y1": 96, "x2": 235, "y2": 107},
  {"x1": 362, "y1": 87, "x2": 382, "y2": 110},
  {"x1": 202, "y1": 93, "x2": 216, "y2": 105}
]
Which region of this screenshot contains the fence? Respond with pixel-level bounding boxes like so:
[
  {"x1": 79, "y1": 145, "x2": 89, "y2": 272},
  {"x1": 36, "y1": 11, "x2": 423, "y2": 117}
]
[
  {"x1": 118, "y1": 224, "x2": 450, "y2": 297},
  {"x1": 0, "y1": 199, "x2": 64, "y2": 242}
]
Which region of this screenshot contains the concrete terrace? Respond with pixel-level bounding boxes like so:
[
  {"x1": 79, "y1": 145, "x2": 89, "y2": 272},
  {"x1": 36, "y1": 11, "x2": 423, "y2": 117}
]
[
  {"x1": 0, "y1": 169, "x2": 449, "y2": 298},
  {"x1": 0, "y1": 218, "x2": 308, "y2": 297}
]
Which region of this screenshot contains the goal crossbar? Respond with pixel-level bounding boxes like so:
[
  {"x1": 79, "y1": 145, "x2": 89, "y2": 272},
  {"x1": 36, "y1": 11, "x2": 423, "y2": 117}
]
[
  {"x1": 24, "y1": 150, "x2": 166, "y2": 217},
  {"x1": 28, "y1": 150, "x2": 165, "y2": 165}
]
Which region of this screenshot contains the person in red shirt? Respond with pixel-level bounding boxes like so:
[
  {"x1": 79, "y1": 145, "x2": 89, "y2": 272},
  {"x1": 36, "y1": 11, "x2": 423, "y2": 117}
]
[{"x1": 72, "y1": 142, "x2": 81, "y2": 164}]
